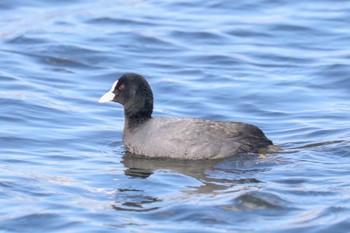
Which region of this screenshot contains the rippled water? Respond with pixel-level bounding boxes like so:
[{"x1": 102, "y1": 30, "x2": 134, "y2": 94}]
[{"x1": 1, "y1": 0, "x2": 350, "y2": 232}]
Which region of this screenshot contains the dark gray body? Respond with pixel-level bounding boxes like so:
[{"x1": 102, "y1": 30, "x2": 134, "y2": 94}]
[{"x1": 124, "y1": 117, "x2": 272, "y2": 160}]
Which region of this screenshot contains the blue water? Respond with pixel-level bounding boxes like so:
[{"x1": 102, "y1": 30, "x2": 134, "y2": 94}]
[{"x1": 1, "y1": 0, "x2": 350, "y2": 232}]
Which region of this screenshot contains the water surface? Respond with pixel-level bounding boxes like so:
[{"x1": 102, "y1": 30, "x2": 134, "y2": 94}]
[{"x1": 1, "y1": 0, "x2": 350, "y2": 232}]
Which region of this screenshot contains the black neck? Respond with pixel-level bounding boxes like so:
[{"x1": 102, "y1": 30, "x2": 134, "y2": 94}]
[
  {"x1": 123, "y1": 81, "x2": 153, "y2": 128},
  {"x1": 125, "y1": 109, "x2": 152, "y2": 128}
]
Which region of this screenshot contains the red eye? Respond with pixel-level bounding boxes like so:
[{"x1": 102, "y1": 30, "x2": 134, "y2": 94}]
[{"x1": 118, "y1": 84, "x2": 126, "y2": 91}]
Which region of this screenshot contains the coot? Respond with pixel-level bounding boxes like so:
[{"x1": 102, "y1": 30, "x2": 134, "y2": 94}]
[{"x1": 99, "y1": 73, "x2": 274, "y2": 160}]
